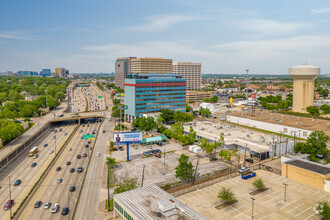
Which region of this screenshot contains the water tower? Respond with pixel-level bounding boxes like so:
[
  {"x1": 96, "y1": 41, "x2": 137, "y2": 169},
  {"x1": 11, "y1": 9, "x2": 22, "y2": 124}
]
[{"x1": 289, "y1": 64, "x2": 320, "y2": 113}]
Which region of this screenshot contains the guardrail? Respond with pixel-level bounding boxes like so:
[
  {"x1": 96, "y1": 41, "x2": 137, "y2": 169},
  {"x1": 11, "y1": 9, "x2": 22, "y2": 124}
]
[
  {"x1": 13, "y1": 123, "x2": 80, "y2": 219},
  {"x1": 71, "y1": 118, "x2": 104, "y2": 219}
]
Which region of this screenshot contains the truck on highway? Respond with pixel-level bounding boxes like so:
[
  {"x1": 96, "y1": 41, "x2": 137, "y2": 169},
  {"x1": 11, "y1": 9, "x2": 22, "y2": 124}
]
[{"x1": 28, "y1": 147, "x2": 38, "y2": 157}]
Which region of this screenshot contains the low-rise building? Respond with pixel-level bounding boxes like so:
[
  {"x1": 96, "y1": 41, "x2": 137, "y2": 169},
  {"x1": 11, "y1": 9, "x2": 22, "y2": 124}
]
[
  {"x1": 186, "y1": 90, "x2": 212, "y2": 102},
  {"x1": 113, "y1": 184, "x2": 207, "y2": 220}
]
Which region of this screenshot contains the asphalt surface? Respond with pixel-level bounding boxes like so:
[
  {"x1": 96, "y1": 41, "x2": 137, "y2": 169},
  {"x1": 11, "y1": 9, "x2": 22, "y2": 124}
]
[
  {"x1": 0, "y1": 122, "x2": 76, "y2": 220},
  {"x1": 82, "y1": 85, "x2": 106, "y2": 112},
  {"x1": 18, "y1": 122, "x2": 99, "y2": 220},
  {"x1": 70, "y1": 87, "x2": 87, "y2": 113}
]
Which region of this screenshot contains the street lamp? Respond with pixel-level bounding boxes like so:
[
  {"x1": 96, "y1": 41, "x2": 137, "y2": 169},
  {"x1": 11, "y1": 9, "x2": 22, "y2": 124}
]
[
  {"x1": 251, "y1": 197, "x2": 255, "y2": 219},
  {"x1": 283, "y1": 183, "x2": 288, "y2": 203}
]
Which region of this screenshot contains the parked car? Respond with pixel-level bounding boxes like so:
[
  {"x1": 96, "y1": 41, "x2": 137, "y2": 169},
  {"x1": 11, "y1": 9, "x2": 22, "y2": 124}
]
[
  {"x1": 114, "y1": 147, "x2": 118, "y2": 151},
  {"x1": 238, "y1": 167, "x2": 250, "y2": 173},
  {"x1": 56, "y1": 166, "x2": 61, "y2": 171},
  {"x1": 31, "y1": 162, "x2": 37, "y2": 167},
  {"x1": 133, "y1": 145, "x2": 138, "y2": 150},
  {"x1": 119, "y1": 146, "x2": 124, "y2": 151},
  {"x1": 61, "y1": 207, "x2": 69, "y2": 215},
  {"x1": 51, "y1": 203, "x2": 60, "y2": 213},
  {"x1": 245, "y1": 158, "x2": 254, "y2": 163},
  {"x1": 44, "y1": 202, "x2": 51, "y2": 209},
  {"x1": 69, "y1": 186, "x2": 76, "y2": 192},
  {"x1": 155, "y1": 154, "x2": 161, "y2": 158},
  {"x1": 34, "y1": 201, "x2": 42, "y2": 208},
  {"x1": 77, "y1": 167, "x2": 83, "y2": 173},
  {"x1": 209, "y1": 157, "x2": 218, "y2": 161},
  {"x1": 147, "y1": 145, "x2": 152, "y2": 149},
  {"x1": 4, "y1": 200, "x2": 14, "y2": 210},
  {"x1": 156, "y1": 149, "x2": 162, "y2": 153},
  {"x1": 13, "y1": 179, "x2": 21, "y2": 186}
]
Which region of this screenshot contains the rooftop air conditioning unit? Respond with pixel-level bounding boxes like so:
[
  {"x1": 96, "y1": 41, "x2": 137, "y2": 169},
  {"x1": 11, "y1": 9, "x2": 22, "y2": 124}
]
[{"x1": 158, "y1": 200, "x2": 175, "y2": 213}]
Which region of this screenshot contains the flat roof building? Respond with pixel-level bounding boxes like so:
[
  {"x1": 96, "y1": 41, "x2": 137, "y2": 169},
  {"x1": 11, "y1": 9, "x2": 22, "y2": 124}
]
[
  {"x1": 115, "y1": 57, "x2": 136, "y2": 89},
  {"x1": 125, "y1": 73, "x2": 186, "y2": 122},
  {"x1": 131, "y1": 57, "x2": 172, "y2": 75},
  {"x1": 186, "y1": 90, "x2": 212, "y2": 102},
  {"x1": 55, "y1": 68, "x2": 68, "y2": 78},
  {"x1": 113, "y1": 184, "x2": 207, "y2": 220},
  {"x1": 173, "y1": 62, "x2": 201, "y2": 90}
]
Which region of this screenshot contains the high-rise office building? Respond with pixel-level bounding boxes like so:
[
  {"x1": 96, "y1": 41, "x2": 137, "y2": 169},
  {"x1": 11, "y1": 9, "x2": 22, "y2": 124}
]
[
  {"x1": 173, "y1": 62, "x2": 201, "y2": 90},
  {"x1": 125, "y1": 73, "x2": 186, "y2": 122},
  {"x1": 40, "y1": 69, "x2": 51, "y2": 77},
  {"x1": 115, "y1": 57, "x2": 136, "y2": 89},
  {"x1": 55, "y1": 68, "x2": 68, "y2": 78},
  {"x1": 131, "y1": 57, "x2": 172, "y2": 75}
]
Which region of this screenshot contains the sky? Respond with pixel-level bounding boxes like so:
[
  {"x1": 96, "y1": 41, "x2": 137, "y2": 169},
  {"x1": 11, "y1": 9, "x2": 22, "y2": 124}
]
[{"x1": 1, "y1": 0, "x2": 330, "y2": 74}]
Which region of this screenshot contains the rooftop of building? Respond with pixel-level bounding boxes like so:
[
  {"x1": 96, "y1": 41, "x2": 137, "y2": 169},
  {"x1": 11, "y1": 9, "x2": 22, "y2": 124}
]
[
  {"x1": 285, "y1": 159, "x2": 330, "y2": 175},
  {"x1": 230, "y1": 109, "x2": 330, "y2": 136},
  {"x1": 127, "y1": 73, "x2": 183, "y2": 79},
  {"x1": 186, "y1": 90, "x2": 212, "y2": 95},
  {"x1": 173, "y1": 62, "x2": 202, "y2": 65},
  {"x1": 114, "y1": 184, "x2": 207, "y2": 220}
]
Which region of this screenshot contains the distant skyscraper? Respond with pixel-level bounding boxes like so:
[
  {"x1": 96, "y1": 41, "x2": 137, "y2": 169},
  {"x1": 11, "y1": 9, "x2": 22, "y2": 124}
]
[
  {"x1": 55, "y1": 68, "x2": 68, "y2": 77},
  {"x1": 40, "y1": 69, "x2": 51, "y2": 77},
  {"x1": 115, "y1": 57, "x2": 136, "y2": 89},
  {"x1": 173, "y1": 62, "x2": 201, "y2": 90}
]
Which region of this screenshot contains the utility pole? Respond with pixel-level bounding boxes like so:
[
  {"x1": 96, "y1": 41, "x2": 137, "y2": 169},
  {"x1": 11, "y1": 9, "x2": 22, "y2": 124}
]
[
  {"x1": 163, "y1": 149, "x2": 166, "y2": 165},
  {"x1": 283, "y1": 183, "x2": 288, "y2": 203},
  {"x1": 251, "y1": 197, "x2": 255, "y2": 219},
  {"x1": 246, "y1": 69, "x2": 249, "y2": 101},
  {"x1": 141, "y1": 165, "x2": 145, "y2": 187},
  {"x1": 9, "y1": 176, "x2": 12, "y2": 220},
  {"x1": 193, "y1": 157, "x2": 200, "y2": 185}
]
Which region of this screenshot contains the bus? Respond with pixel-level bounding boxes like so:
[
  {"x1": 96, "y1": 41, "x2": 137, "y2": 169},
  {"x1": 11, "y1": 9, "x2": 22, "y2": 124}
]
[{"x1": 28, "y1": 147, "x2": 38, "y2": 157}]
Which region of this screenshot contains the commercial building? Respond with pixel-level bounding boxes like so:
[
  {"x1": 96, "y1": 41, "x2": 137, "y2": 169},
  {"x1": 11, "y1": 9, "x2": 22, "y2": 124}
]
[
  {"x1": 186, "y1": 90, "x2": 212, "y2": 102},
  {"x1": 6, "y1": 71, "x2": 13, "y2": 76},
  {"x1": 115, "y1": 57, "x2": 136, "y2": 89},
  {"x1": 55, "y1": 67, "x2": 68, "y2": 77},
  {"x1": 131, "y1": 57, "x2": 172, "y2": 75},
  {"x1": 40, "y1": 69, "x2": 51, "y2": 77},
  {"x1": 18, "y1": 71, "x2": 34, "y2": 76},
  {"x1": 289, "y1": 64, "x2": 320, "y2": 113},
  {"x1": 282, "y1": 158, "x2": 330, "y2": 191},
  {"x1": 125, "y1": 73, "x2": 186, "y2": 122},
  {"x1": 173, "y1": 62, "x2": 201, "y2": 90},
  {"x1": 113, "y1": 184, "x2": 207, "y2": 220}
]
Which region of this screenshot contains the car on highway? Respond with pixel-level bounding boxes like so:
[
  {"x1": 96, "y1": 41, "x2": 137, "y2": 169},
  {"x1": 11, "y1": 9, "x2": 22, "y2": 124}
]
[
  {"x1": 50, "y1": 128, "x2": 54, "y2": 132},
  {"x1": 13, "y1": 179, "x2": 21, "y2": 186},
  {"x1": 66, "y1": 161, "x2": 71, "y2": 165},
  {"x1": 69, "y1": 186, "x2": 76, "y2": 192},
  {"x1": 44, "y1": 144, "x2": 48, "y2": 147},
  {"x1": 77, "y1": 167, "x2": 83, "y2": 173},
  {"x1": 56, "y1": 166, "x2": 61, "y2": 171},
  {"x1": 59, "y1": 128, "x2": 62, "y2": 132},
  {"x1": 88, "y1": 140, "x2": 92, "y2": 144},
  {"x1": 62, "y1": 207, "x2": 69, "y2": 215},
  {"x1": 238, "y1": 167, "x2": 250, "y2": 173},
  {"x1": 51, "y1": 203, "x2": 60, "y2": 213},
  {"x1": 96, "y1": 152, "x2": 101, "y2": 157},
  {"x1": 57, "y1": 178, "x2": 63, "y2": 183},
  {"x1": 70, "y1": 168, "x2": 75, "y2": 173},
  {"x1": 33, "y1": 153, "x2": 38, "y2": 159},
  {"x1": 31, "y1": 162, "x2": 37, "y2": 167},
  {"x1": 102, "y1": 130, "x2": 106, "y2": 133},
  {"x1": 4, "y1": 200, "x2": 14, "y2": 210},
  {"x1": 52, "y1": 136, "x2": 56, "y2": 139},
  {"x1": 83, "y1": 124, "x2": 85, "y2": 127},
  {"x1": 49, "y1": 149, "x2": 54, "y2": 154},
  {"x1": 77, "y1": 155, "x2": 81, "y2": 159},
  {"x1": 90, "y1": 147, "x2": 93, "y2": 151},
  {"x1": 82, "y1": 153, "x2": 87, "y2": 157},
  {"x1": 79, "y1": 130, "x2": 83, "y2": 133},
  {"x1": 54, "y1": 130, "x2": 57, "y2": 133},
  {"x1": 64, "y1": 132, "x2": 68, "y2": 136},
  {"x1": 34, "y1": 201, "x2": 42, "y2": 208},
  {"x1": 68, "y1": 148, "x2": 72, "y2": 151},
  {"x1": 85, "y1": 144, "x2": 89, "y2": 148},
  {"x1": 44, "y1": 202, "x2": 51, "y2": 209},
  {"x1": 155, "y1": 154, "x2": 161, "y2": 158}
]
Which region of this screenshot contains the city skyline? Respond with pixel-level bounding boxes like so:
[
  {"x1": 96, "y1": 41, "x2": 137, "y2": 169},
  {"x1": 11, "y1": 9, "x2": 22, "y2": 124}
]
[{"x1": 1, "y1": 0, "x2": 330, "y2": 74}]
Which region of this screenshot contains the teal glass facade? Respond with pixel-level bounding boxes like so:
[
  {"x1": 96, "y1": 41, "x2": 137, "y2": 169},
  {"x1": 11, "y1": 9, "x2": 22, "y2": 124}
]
[{"x1": 125, "y1": 74, "x2": 186, "y2": 121}]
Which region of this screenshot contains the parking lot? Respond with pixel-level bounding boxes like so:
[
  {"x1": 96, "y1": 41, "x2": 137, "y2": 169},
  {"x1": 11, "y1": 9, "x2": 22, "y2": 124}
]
[
  {"x1": 111, "y1": 140, "x2": 228, "y2": 186},
  {"x1": 177, "y1": 169, "x2": 330, "y2": 220}
]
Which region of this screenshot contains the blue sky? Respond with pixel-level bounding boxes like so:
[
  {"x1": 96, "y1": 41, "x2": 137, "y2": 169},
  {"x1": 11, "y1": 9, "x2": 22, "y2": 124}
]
[{"x1": 1, "y1": 0, "x2": 330, "y2": 74}]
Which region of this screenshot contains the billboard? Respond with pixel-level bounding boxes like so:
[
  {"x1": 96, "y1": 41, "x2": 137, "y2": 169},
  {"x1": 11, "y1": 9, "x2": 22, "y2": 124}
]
[
  {"x1": 113, "y1": 132, "x2": 142, "y2": 145},
  {"x1": 83, "y1": 134, "x2": 95, "y2": 140}
]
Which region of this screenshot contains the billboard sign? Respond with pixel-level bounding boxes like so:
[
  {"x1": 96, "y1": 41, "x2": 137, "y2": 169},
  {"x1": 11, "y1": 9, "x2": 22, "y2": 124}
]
[
  {"x1": 83, "y1": 134, "x2": 95, "y2": 140},
  {"x1": 98, "y1": 96, "x2": 103, "y2": 98},
  {"x1": 118, "y1": 105, "x2": 128, "y2": 110},
  {"x1": 113, "y1": 132, "x2": 142, "y2": 145}
]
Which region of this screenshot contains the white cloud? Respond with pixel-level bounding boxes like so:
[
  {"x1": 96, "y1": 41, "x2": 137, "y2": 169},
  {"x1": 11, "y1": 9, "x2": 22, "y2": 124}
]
[
  {"x1": 128, "y1": 14, "x2": 199, "y2": 32},
  {"x1": 0, "y1": 31, "x2": 28, "y2": 40},
  {"x1": 236, "y1": 19, "x2": 306, "y2": 35},
  {"x1": 311, "y1": 7, "x2": 330, "y2": 15}
]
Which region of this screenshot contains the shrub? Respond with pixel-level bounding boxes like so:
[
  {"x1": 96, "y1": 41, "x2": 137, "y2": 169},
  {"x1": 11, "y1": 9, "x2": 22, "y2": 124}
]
[
  {"x1": 253, "y1": 178, "x2": 265, "y2": 190},
  {"x1": 217, "y1": 187, "x2": 235, "y2": 203}
]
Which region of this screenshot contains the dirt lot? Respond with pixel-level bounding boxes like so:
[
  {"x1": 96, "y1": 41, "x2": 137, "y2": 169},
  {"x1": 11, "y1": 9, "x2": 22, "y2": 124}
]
[
  {"x1": 111, "y1": 140, "x2": 228, "y2": 186},
  {"x1": 177, "y1": 169, "x2": 330, "y2": 220}
]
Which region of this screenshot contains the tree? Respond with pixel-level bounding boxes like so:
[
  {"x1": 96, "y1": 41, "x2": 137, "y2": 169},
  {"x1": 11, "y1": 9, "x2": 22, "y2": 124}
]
[
  {"x1": 252, "y1": 178, "x2": 265, "y2": 190},
  {"x1": 199, "y1": 138, "x2": 217, "y2": 157},
  {"x1": 132, "y1": 117, "x2": 157, "y2": 131},
  {"x1": 175, "y1": 154, "x2": 194, "y2": 183},
  {"x1": 199, "y1": 107, "x2": 211, "y2": 117},
  {"x1": 320, "y1": 104, "x2": 330, "y2": 113},
  {"x1": 306, "y1": 106, "x2": 320, "y2": 115},
  {"x1": 160, "y1": 109, "x2": 175, "y2": 123},
  {"x1": 19, "y1": 104, "x2": 37, "y2": 117},
  {"x1": 320, "y1": 89, "x2": 329, "y2": 98},
  {"x1": 277, "y1": 100, "x2": 288, "y2": 111},
  {"x1": 186, "y1": 103, "x2": 193, "y2": 112},
  {"x1": 113, "y1": 99, "x2": 121, "y2": 105},
  {"x1": 55, "y1": 91, "x2": 65, "y2": 100},
  {"x1": 8, "y1": 90, "x2": 24, "y2": 102},
  {"x1": 113, "y1": 177, "x2": 138, "y2": 194},
  {"x1": 173, "y1": 111, "x2": 193, "y2": 123},
  {"x1": 315, "y1": 201, "x2": 330, "y2": 219},
  {"x1": 217, "y1": 187, "x2": 235, "y2": 203}
]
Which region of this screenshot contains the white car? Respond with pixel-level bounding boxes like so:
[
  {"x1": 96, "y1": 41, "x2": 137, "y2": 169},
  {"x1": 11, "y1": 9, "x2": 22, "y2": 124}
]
[
  {"x1": 44, "y1": 202, "x2": 51, "y2": 209},
  {"x1": 96, "y1": 152, "x2": 101, "y2": 157},
  {"x1": 50, "y1": 203, "x2": 60, "y2": 213},
  {"x1": 238, "y1": 167, "x2": 250, "y2": 173},
  {"x1": 49, "y1": 149, "x2": 54, "y2": 154},
  {"x1": 33, "y1": 153, "x2": 38, "y2": 159}
]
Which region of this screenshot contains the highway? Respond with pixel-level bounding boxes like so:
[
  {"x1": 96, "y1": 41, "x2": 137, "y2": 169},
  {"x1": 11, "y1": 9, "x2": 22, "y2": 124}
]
[
  {"x1": 70, "y1": 87, "x2": 87, "y2": 113},
  {"x1": 0, "y1": 122, "x2": 76, "y2": 220},
  {"x1": 75, "y1": 119, "x2": 114, "y2": 220},
  {"x1": 18, "y1": 121, "x2": 100, "y2": 219},
  {"x1": 82, "y1": 85, "x2": 106, "y2": 112}
]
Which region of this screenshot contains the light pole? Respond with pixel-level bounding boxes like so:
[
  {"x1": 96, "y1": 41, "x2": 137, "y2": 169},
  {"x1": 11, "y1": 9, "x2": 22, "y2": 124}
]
[
  {"x1": 283, "y1": 183, "x2": 288, "y2": 203},
  {"x1": 251, "y1": 197, "x2": 255, "y2": 219},
  {"x1": 9, "y1": 176, "x2": 12, "y2": 220},
  {"x1": 164, "y1": 148, "x2": 166, "y2": 165},
  {"x1": 246, "y1": 69, "x2": 249, "y2": 100}
]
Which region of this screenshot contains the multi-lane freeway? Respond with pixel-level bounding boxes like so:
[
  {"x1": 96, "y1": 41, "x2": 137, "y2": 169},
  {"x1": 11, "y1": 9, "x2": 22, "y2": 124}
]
[{"x1": 0, "y1": 122, "x2": 76, "y2": 220}]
